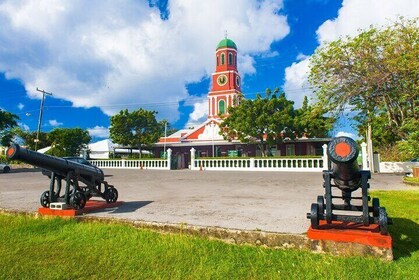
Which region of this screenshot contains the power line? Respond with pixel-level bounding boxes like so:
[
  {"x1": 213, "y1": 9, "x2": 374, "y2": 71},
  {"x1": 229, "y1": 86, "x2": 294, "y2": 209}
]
[
  {"x1": 41, "y1": 87, "x2": 312, "y2": 109},
  {"x1": 2, "y1": 84, "x2": 315, "y2": 116}
]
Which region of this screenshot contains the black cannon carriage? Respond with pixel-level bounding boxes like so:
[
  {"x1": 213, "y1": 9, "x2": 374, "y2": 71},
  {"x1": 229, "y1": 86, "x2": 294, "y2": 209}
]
[
  {"x1": 306, "y1": 137, "x2": 392, "y2": 234},
  {"x1": 6, "y1": 144, "x2": 118, "y2": 210}
]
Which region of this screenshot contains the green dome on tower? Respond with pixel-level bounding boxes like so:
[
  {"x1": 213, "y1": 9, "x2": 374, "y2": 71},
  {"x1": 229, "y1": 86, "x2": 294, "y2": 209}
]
[{"x1": 216, "y1": 38, "x2": 237, "y2": 50}]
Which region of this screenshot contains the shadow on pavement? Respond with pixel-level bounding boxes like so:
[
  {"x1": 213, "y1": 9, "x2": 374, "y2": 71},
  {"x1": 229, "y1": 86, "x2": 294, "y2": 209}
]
[{"x1": 109, "y1": 201, "x2": 153, "y2": 214}]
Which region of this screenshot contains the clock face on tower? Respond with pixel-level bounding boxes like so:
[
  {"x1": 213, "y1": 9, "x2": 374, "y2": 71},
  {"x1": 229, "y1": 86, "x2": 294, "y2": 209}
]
[{"x1": 217, "y1": 74, "x2": 228, "y2": 86}]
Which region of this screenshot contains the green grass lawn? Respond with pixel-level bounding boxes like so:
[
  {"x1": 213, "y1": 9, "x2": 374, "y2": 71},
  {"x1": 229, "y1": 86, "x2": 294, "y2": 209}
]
[
  {"x1": 0, "y1": 190, "x2": 418, "y2": 280},
  {"x1": 403, "y1": 176, "x2": 419, "y2": 186}
]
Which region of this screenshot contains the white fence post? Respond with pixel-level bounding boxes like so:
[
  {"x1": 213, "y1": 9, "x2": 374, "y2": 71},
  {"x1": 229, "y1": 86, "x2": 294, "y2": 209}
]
[
  {"x1": 361, "y1": 142, "x2": 368, "y2": 170},
  {"x1": 190, "y1": 148, "x2": 196, "y2": 170},
  {"x1": 322, "y1": 144, "x2": 328, "y2": 170},
  {"x1": 250, "y1": 158, "x2": 255, "y2": 168},
  {"x1": 167, "y1": 148, "x2": 172, "y2": 170}
]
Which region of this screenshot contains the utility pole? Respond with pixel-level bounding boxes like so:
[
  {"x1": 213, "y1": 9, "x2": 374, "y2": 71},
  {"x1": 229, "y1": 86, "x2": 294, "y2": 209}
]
[
  {"x1": 35, "y1": 88, "x2": 52, "y2": 151},
  {"x1": 163, "y1": 121, "x2": 167, "y2": 159}
]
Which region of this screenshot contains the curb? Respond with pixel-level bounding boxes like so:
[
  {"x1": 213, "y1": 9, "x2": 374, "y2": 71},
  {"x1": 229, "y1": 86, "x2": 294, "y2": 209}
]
[{"x1": 0, "y1": 208, "x2": 392, "y2": 261}]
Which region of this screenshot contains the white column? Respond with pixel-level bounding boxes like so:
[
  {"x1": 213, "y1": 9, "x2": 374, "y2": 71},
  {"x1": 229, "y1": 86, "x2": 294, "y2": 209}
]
[
  {"x1": 322, "y1": 144, "x2": 328, "y2": 170},
  {"x1": 166, "y1": 148, "x2": 172, "y2": 170},
  {"x1": 361, "y1": 142, "x2": 368, "y2": 170},
  {"x1": 209, "y1": 97, "x2": 212, "y2": 117},
  {"x1": 190, "y1": 148, "x2": 196, "y2": 170},
  {"x1": 250, "y1": 158, "x2": 255, "y2": 169}
]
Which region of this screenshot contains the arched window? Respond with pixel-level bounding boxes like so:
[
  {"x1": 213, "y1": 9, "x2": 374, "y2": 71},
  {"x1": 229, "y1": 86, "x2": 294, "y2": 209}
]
[
  {"x1": 221, "y1": 53, "x2": 225, "y2": 65},
  {"x1": 218, "y1": 100, "x2": 226, "y2": 115},
  {"x1": 234, "y1": 54, "x2": 237, "y2": 66},
  {"x1": 216, "y1": 56, "x2": 219, "y2": 66},
  {"x1": 228, "y1": 53, "x2": 233, "y2": 65}
]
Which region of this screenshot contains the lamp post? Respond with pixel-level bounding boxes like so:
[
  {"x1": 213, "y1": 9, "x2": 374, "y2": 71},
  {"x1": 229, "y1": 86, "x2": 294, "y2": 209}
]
[
  {"x1": 34, "y1": 88, "x2": 52, "y2": 151},
  {"x1": 211, "y1": 122, "x2": 215, "y2": 158}
]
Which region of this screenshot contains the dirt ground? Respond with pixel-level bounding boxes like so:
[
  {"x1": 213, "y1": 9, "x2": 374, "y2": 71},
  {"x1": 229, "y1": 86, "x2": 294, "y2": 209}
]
[{"x1": 0, "y1": 168, "x2": 408, "y2": 234}]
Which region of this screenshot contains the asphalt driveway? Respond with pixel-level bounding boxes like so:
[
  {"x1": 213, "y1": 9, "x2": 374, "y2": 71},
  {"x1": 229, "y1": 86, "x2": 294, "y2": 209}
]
[{"x1": 0, "y1": 168, "x2": 408, "y2": 234}]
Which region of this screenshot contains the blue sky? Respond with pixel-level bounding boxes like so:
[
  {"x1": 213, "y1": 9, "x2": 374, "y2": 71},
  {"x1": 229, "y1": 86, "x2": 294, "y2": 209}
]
[{"x1": 0, "y1": 0, "x2": 417, "y2": 142}]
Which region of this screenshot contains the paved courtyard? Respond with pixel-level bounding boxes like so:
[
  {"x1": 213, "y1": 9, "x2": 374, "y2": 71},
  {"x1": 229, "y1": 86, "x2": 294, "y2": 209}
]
[{"x1": 0, "y1": 168, "x2": 408, "y2": 234}]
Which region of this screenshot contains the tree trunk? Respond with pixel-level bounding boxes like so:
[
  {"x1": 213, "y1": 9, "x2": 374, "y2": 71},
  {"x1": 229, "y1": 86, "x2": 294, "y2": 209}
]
[{"x1": 258, "y1": 140, "x2": 266, "y2": 157}]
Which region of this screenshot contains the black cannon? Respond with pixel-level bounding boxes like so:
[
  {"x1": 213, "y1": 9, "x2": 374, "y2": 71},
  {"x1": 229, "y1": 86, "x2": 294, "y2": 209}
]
[
  {"x1": 306, "y1": 137, "x2": 391, "y2": 234},
  {"x1": 6, "y1": 144, "x2": 118, "y2": 210}
]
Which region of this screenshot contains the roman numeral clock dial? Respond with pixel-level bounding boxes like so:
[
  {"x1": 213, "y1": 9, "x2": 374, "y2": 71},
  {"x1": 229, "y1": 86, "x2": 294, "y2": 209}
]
[{"x1": 217, "y1": 74, "x2": 228, "y2": 86}]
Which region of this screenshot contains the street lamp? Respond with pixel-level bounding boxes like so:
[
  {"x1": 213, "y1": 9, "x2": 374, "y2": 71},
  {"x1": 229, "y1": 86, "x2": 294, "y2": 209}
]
[
  {"x1": 35, "y1": 88, "x2": 52, "y2": 151},
  {"x1": 211, "y1": 122, "x2": 215, "y2": 158}
]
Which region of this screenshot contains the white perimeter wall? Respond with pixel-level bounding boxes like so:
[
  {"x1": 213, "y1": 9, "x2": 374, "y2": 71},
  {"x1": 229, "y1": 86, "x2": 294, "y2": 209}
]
[{"x1": 379, "y1": 162, "x2": 419, "y2": 173}]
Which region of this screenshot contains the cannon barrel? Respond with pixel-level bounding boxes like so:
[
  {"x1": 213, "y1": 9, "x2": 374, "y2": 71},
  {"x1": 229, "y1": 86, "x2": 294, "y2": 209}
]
[
  {"x1": 6, "y1": 144, "x2": 104, "y2": 182},
  {"x1": 327, "y1": 136, "x2": 360, "y2": 191}
]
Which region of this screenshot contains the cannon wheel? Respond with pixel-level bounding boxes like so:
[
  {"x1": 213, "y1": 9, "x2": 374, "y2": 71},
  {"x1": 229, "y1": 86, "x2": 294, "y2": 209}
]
[
  {"x1": 378, "y1": 207, "x2": 389, "y2": 235},
  {"x1": 40, "y1": 190, "x2": 51, "y2": 208},
  {"x1": 372, "y1": 198, "x2": 380, "y2": 217},
  {"x1": 310, "y1": 203, "x2": 319, "y2": 229},
  {"x1": 317, "y1": 195, "x2": 325, "y2": 214},
  {"x1": 82, "y1": 187, "x2": 93, "y2": 200},
  {"x1": 70, "y1": 191, "x2": 87, "y2": 210},
  {"x1": 105, "y1": 187, "x2": 118, "y2": 204}
]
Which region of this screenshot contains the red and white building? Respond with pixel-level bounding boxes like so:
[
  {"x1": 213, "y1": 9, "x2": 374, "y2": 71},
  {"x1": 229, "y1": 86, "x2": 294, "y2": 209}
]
[{"x1": 154, "y1": 38, "x2": 328, "y2": 169}]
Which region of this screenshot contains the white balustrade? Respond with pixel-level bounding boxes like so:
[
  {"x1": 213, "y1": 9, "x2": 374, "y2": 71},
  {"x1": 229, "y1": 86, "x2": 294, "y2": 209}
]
[
  {"x1": 191, "y1": 157, "x2": 324, "y2": 172},
  {"x1": 90, "y1": 158, "x2": 170, "y2": 170},
  {"x1": 90, "y1": 148, "x2": 171, "y2": 170},
  {"x1": 189, "y1": 147, "x2": 325, "y2": 172}
]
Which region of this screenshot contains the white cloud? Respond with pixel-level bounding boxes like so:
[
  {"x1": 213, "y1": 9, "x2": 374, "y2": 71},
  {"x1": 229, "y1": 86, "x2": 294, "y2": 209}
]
[
  {"x1": 335, "y1": 131, "x2": 359, "y2": 140},
  {"x1": 316, "y1": 0, "x2": 419, "y2": 44},
  {"x1": 283, "y1": 57, "x2": 311, "y2": 108},
  {"x1": 87, "y1": 126, "x2": 110, "y2": 139},
  {"x1": 17, "y1": 103, "x2": 24, "y2": 110},
  {"x1": 187, "y1": 100, "x2": 208, "y2": 126},
  {"x1": 48, "y1": 119, "x2": 63, "y2": 127},
  {"x1": 18, "y1": 122, "x2": 30, "y2": 131},
  {"x1": 283, "y1": 0, "x2": 419, "y2": 108},
  {"x1": 296, "y1": 53, "x2": 309, "y2": 61},
  {"x1": 0, "y1": 0, "x2": 290, "y2": 124}
]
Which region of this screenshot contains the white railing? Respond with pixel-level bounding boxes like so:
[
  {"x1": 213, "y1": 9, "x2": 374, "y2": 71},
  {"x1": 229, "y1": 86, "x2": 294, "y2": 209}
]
[
  {"x1": 191, "y1": 157, "x2": 325, "y2": 172},
  {"x1": 190, "y1": 146, "x2": 328, "y2": 172},
  {"x1": 90, "y1": 159, "x2": 169, "y2": 170},
  {"x1": 90, "y1": 149, "x2": 172, "y2": 170}
]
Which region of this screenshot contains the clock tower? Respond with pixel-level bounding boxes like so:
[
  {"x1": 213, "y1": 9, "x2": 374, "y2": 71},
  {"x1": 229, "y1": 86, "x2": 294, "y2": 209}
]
[{"x1": 208, "y1": 37, "x2": 241, "y2": 119}]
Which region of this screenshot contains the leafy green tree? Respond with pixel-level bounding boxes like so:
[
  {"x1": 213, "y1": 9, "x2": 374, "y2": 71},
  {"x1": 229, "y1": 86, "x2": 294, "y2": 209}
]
[
  {"x1": 0, "y1": 109, "x2": 19, "y2": 146},
  {"x1": 295, "y1": 96, "x2": 335, "y2": 138},
  {"x1": 396, "y1": 118, "x2": 419, "y2": 161},
  {"x1": 110, "y1": 109, "x2": 161, "y2": 158},
  {"x1": 47, "y1": 128, "x2": 91, "y2": 157},
  {"x1": 308, "y1": 17, "x2": 418, "y2": 159},
  {"x1": 220, "y1": 88, "x2": 295, "y2": 156},
  {"x1": 13, "y1": 128, "x2": 51, "y2": 150}
]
